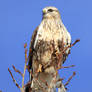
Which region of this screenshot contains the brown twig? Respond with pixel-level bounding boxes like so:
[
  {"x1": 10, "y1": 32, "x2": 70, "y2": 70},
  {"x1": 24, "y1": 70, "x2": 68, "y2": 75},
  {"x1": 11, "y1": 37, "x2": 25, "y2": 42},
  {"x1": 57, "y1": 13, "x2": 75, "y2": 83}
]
[
  {"x1": 12, "y1": 65, "x2": 23, "y2": 77},
  {"x1": 22, "y1": 43, "x2": 28, "y2": 88},
  {"x1": 63, "y1": 39, "x2": 80, "y2": 54},
  {"x1": 56, "y1": 78, "x2": 64, "y2": 83},
  {"x1": 71, "y1": 39, "x2": 80, "y2": 47},
  {"x1": 64, "y1": 72, "x2": 76, "y2": 87},
  {"x1": 57, "y1": 65, "x2": 75, "y2": 70},
  {"x1": 8, "y1": 68, "x2": 20, "y2": 89}
]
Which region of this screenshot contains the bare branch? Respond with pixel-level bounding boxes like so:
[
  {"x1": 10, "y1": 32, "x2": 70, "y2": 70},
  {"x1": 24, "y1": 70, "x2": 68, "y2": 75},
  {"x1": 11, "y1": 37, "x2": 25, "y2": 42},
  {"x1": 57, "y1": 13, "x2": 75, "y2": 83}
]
[
  {"x1": 64, "y1": 72, "x2": 76, "y2": 87},
  {"x1": 12, "y1": 65, "x2": 23, "y2": 77},
  {"x1": 63, "y1": 39, "x2": 80, "y2": 54},
  {"x1": 22, "y1": 43, "x2": 28, "y2": 88},
  {"x1": 8, "y1": 68, "x2": 20, "y2": 89},
  {"x1": 57, "y1": 65, "x2": 75, "y2": 70}
]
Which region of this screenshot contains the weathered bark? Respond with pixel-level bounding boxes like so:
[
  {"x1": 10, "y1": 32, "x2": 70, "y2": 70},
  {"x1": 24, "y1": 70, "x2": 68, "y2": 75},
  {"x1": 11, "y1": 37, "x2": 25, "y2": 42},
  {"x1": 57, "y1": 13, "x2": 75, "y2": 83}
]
[{"x1": 25, "y1": 72, "x2": 66, "y2": 92}]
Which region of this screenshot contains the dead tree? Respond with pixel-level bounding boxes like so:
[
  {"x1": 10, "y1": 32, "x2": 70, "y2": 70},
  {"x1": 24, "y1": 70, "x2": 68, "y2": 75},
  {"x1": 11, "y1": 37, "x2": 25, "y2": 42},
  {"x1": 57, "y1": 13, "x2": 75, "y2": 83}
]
[{"x1": 8, "y1": 39, "x2": 80, "y2": 92}]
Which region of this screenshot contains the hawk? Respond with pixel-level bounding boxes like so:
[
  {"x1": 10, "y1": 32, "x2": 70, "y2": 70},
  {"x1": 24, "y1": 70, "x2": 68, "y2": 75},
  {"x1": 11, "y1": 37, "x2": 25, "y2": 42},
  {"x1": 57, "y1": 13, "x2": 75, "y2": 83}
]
[{"x1": 28, "y1": 6, "x2": 71, "y2": 78}]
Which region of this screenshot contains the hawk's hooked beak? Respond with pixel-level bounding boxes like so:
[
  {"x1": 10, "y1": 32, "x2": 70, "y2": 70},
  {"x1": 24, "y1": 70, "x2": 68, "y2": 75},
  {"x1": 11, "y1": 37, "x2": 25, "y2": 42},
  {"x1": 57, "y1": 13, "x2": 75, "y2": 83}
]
[{"x1": 43, "y1": 9, "x2": 47, "y2": 15}]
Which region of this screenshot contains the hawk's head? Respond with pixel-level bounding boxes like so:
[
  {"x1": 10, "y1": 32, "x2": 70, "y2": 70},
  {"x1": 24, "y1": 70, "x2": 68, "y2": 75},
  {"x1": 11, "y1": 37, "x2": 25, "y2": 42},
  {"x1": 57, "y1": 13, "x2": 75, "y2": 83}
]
[{"x1": 42, "y1": 6, "x2": 61, "y2": 19}]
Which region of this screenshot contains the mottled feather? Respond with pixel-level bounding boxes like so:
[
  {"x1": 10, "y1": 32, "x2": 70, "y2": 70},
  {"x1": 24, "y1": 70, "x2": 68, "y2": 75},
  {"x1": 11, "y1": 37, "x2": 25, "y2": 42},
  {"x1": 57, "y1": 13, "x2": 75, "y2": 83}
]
[
  {"x1": 28, "y1": 26, "x2": 38, "y2": 69},
  {"x1": 28, "y1": 6, "x2": 71, "y2": 75}
]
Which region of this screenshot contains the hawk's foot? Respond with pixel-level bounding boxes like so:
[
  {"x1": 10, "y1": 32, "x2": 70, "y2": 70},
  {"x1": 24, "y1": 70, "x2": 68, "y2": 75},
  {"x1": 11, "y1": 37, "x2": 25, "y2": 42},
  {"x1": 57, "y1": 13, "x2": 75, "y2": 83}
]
[{"x1": 37, "y1": 64, "x2": 42, "y2": 73}]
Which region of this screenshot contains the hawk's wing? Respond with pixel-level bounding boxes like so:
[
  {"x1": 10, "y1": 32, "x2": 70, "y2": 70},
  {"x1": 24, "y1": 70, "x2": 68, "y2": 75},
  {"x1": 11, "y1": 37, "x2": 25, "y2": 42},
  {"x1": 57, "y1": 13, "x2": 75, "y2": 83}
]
[{"x1": 28, "y1": 26, "x2": 39, "y2": 69}]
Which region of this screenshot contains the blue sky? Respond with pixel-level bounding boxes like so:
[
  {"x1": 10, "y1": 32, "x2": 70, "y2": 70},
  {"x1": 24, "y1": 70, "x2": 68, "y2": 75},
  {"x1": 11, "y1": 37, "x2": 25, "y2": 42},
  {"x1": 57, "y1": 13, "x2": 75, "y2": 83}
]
[{"x1": 0, "y1": 0, "x2": 92, "y2": 92}]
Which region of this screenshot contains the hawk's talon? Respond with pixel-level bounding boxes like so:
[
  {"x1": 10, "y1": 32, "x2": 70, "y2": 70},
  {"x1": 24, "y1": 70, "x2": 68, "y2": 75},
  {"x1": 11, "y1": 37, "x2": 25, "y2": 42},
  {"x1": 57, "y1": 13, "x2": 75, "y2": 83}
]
[
  {"x1": 55, "y1": 51, "x2": 59, "y2": 57},
  {"x1": 37, "y1": 64, "x2": 42, "y2": 73}
]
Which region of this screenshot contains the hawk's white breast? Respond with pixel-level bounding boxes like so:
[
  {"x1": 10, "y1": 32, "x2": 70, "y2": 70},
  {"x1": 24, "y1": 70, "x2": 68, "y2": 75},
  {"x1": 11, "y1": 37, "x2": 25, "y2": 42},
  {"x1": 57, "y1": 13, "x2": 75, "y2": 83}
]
[{"x1": 34, "y1": 19, "x2": 71, "y2": 48}]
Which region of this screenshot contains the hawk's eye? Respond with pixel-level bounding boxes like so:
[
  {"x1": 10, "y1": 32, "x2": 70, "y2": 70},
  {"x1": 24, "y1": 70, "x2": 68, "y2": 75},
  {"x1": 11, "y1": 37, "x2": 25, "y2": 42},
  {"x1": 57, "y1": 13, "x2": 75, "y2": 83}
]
[{"x1": 48, "y1": 9, "x2": 53, "y2": 12}]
